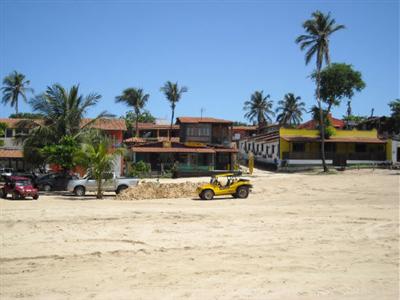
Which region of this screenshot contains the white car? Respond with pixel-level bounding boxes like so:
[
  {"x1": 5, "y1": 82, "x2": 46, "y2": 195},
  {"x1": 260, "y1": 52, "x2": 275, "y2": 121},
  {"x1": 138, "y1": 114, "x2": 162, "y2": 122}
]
[
  {"x1": 0, "y1": 168, "x2": 13, "y2": 177},
  {"x1": 67, "y1": 172, "x2": 138, "y2": 196}
]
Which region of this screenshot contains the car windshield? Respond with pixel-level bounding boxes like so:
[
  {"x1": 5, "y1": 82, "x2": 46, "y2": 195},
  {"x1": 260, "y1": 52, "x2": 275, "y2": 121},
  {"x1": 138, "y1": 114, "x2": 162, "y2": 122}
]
[{"x1": 15, "y1": 180, "x2": 31, "y2": 186}]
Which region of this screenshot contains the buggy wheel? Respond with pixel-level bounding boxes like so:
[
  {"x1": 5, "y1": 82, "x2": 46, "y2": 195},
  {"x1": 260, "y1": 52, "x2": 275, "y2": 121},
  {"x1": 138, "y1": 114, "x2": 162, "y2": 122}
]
[
  {"x1": 236, "y1": 186, "x2": 249, "y2": 199},
  {"x1": 12, "y1": 192, "x2": 20, "y2": 200},
  {"x1": 33, "y1": 195, "x2": 39, "y2": 200},
  {"x1": 0, "y1": 188, "x2": 6, "y2": 199},
  {"x1": 201, "y1": 189, "x2": 214, "y2": 200}
]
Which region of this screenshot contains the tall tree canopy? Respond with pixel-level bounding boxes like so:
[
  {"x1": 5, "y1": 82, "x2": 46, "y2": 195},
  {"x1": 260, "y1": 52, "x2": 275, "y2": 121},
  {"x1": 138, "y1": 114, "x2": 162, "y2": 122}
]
[
  {"x1": 244, "y1": 91, "x2": 274, "y2": 126},
  {"x1": 1, "y1": 71, "x2": 33, "y2": 114},
  {"x1": 116, "y1": 88, "x2": 150, "y2": 137},
  {"x1": 160, "y1": 81, "x2": 188, "y2": 141},
  {"x1": 296, "y1": 10, "x2": 345, "y2": 172},
  {"x1": 315, "y1": 63, "x2": 365, "y2": 112},
  {"x1": 22, "y1": 84, "x2": 109, "y2": 169},
  {"x1": 276, "y1": 93, "x2": 306, "y2": 126}
]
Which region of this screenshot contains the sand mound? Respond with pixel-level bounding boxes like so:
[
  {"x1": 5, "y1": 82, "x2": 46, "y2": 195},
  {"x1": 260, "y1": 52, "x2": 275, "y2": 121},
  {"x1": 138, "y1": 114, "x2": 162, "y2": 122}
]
[{"x1": 117, "y1": 181, "x2": 207, "y2": 200}]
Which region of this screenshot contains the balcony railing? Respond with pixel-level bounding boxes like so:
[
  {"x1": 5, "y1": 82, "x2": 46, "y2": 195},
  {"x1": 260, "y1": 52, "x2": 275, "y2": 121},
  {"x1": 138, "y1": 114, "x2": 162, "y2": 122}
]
[{"x1": 282, "y1": 152, "x2": 386, "y2": 161}]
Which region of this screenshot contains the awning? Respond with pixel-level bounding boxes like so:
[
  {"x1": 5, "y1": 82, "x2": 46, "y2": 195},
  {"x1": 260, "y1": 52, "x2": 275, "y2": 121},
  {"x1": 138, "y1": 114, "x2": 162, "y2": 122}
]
[
  {"x1": 0, "y1": 149, "x2": 23, "y2": 158},
  {"x1": 214, "y1": 148, "x2": 239, "y2": 153},
  {"x1": 281, "y1": 136, "x2": 386, "y2": 144},
  {"x1": 131, "y1": 147, "x2": 215, "y2": 153}
]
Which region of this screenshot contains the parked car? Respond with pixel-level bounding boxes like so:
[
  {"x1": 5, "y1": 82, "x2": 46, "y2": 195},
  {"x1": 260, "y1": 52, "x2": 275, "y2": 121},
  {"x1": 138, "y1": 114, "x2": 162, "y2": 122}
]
[
  {"x1": 0, "y1": 176, "x2": 39, "y2": 200},
  {"x1": 0, "y1": 168, "x2": 13, "y2": 177},
  {"x1": 197, "y1": 173, "x2": 253, "y2": 200},
  {"x1": 67, "y1": 172, "x2": 138, "y2": 196},
  {"x1": 36, "y1": 172, "x2": 79, "y2": 192}
]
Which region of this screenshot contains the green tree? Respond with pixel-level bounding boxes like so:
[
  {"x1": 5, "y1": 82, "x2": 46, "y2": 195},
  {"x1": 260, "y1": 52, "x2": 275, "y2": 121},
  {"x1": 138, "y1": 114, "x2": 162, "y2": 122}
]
[
  {"x1": 276, "y1": 93, "x2": 306, "y2": 127},
  {"x1": 9, "y1": 112, "x2": 44, "y2": 119},
  {"x1": 76, "y1": 135, "x2": 124, "y2": 199},
  {"x1": 116, "y1": 88, "x2": 150, "y2": 137},
  {"x1": 244, "y1": 91, "x2": 274, "y2": 126},
  {"x1": 160, "y1": 81, "x2": 188, "y2": 141},
  {"x1": 1, "y1": 71, "x2": 33, "y2": 114},
  {"x1": 22, "y1": 84, "x2": 110, "y2": 170},
  {"x1": 296, "y1": 10, "x2": 345, "y2": 172},
  {"x1": 122, "y1": 110, "x2": 156, "y2": 138},
  {"x1": 315, "y1": 63, "x2": 365, "y2": 113},
  {"x1": 0, "y1": 122, "x2": 7, "y2": 147},
  {"x1": 389, "y1": 99, "x2": 400, "y2": 118},
  {"x1": 41, "y1": 135, "x2": 79, "y2": 171}
]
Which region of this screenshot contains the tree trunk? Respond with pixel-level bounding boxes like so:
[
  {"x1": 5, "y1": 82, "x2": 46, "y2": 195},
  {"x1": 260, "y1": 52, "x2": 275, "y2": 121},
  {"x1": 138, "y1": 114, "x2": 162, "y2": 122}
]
[
  {"x1": 15, "y1": 98, "x2": 18, "y2": 114},
  {"x1": 169, "y1": 107, "x2": 175, "y2": 141},
  {"x1": 96, "y1": 176, "x2": 103, "y2": 199},
  {"x1": 316, "y1": 71, "x2": 328, "y2": 172},
  {"x1": 135, "y1": 112, "x2": 139, "y2": 138}
]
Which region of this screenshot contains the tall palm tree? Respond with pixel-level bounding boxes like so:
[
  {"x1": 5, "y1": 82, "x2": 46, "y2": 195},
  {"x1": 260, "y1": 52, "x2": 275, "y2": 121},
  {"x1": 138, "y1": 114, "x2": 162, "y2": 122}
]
[
  {"x1": 243, "y1": 91, "x2": 274, "y2": 126},
  {"x1": 296, "y1": 10, "x2": 345, "y2": 172},
  {"x1": 160, "y1": 81, "x2": 188, "y2": 141},
  {"x1": 28, "y1": 84, "x2": 109, "y2": 141},
  {"x1": 115, "y1": 88, "x2": 149, "y2": 137},
  {"x1": 1, "y1": 71, "x2": 33, "y2": 114},
  {"x1": 22, "y1": 84, "x2": 110, "y2": 167},
  {"x1": 276, "y1": 93, "x2": 306, "y2": 127}
]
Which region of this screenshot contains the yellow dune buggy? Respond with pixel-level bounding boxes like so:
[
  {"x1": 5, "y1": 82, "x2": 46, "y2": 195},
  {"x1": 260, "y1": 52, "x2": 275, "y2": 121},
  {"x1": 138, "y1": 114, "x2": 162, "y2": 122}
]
[{"x1": 197, "y1": 173, "x2": 253, "y2": 200}]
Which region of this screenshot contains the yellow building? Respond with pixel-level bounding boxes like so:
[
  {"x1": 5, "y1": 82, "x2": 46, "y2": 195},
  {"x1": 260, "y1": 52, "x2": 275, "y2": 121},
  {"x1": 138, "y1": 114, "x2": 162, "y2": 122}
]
[{"x1": 239, "y1": 126, "x2": 389, "y2": 168}]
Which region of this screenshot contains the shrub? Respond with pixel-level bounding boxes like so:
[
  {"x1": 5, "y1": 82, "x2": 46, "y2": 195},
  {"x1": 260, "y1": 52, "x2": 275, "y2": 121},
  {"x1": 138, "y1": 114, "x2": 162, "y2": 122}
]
[{"x1": 128, "y1": 160, "x2": 151, "y2": 178}]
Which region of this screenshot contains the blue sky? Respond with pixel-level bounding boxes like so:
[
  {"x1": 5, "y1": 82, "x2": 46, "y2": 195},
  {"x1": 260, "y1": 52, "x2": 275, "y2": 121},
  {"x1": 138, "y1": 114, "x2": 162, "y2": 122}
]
[{"x1": 1, "y1": 0, "x2": 398, "y2": 123}]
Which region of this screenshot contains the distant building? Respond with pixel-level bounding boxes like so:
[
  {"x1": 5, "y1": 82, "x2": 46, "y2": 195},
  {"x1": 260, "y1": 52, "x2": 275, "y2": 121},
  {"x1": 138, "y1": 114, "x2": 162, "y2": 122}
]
[
  {"x1": 239, "y1": 125, "x2": 391, "y2": 169},
  {"x1": 128, "y1": 117, "x2": 238, "y2": 175},
  {"x1": 0, "y1": 118, "x2": 126, "y2": 175}
]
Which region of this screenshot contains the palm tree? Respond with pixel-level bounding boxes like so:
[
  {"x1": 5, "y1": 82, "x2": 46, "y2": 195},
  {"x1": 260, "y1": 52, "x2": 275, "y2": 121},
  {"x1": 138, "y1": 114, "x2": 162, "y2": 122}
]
[
  {"x1": 116, "y1": 88, "x2": 149, "y2": 137},
  {"x1": 295, "y1": 10, "x2": 345, "y2": 172},
  {"x1": 276, "y1": 93, "x2": 306, "y2": 127},
  {"x1": 28, "y1": 84, "x2": 109, "y2": 142},
  {"x1": 1, "y1": 71, "x2": 33, "y2": 114},
  {"x1": 243, "y1": 91, "x2": 274, "y2": 126},
  {"x1": 76, "y1": 135, "x2": 124, "y2": 199},
  {"x1": 22, "y1": 84, "x2": 110, "y2": 168},
  {"x1": 160, "y1": 81, "x2": 188, "y2": 141}
]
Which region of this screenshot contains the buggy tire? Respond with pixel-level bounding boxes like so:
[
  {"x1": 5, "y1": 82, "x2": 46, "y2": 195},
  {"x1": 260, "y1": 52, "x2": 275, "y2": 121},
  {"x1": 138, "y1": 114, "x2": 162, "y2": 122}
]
[
  {"x1": 74, "y1": 186, "x2": 86, "y2": 197},
  {"x1": 12, "y1": 192, "x2": 20, "y2": 200},
  {"x1": 33, "y1": 195, "x2": 39, "y2": 200},
  {"x1": 0, "y1": 188, "x2": 6, "y2": 199},
  {"x1": 201, "y1": 189, "x2": 214, "y2": 200},
  {"x1": 236, "y1": 186, "x2": 249, "y2": 199}
]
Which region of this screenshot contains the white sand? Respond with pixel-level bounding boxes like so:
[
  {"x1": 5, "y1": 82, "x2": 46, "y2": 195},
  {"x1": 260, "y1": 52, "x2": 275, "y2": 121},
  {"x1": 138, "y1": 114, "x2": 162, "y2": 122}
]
[{"x1": 0, "y1": 169, "x2": 398, "y2": 299}]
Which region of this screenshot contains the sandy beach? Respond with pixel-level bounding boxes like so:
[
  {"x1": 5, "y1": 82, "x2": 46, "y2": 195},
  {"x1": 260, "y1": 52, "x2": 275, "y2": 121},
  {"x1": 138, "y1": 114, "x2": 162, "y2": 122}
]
[{"x1": 0, "y1": 169, "x2": 398, "y2": 299}]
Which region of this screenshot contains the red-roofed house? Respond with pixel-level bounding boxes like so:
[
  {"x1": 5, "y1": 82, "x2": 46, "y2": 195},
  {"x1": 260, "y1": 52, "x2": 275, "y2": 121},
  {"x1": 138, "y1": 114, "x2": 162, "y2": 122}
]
[{"x1": 298, "y1": 114, "x2": 345, "y2": 130}]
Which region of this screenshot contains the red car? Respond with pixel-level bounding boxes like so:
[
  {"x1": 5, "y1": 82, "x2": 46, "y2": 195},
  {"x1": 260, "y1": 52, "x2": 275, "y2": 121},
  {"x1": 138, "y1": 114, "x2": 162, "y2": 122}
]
[{"x1": 0, "y1": 176, "x2": 39, "y2": 200}]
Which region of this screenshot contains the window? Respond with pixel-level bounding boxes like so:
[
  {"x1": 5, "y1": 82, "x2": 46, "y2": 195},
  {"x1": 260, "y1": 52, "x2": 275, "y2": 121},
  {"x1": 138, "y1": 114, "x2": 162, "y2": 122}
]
[
  {"x1": 292, "y1": 143, "x2": 305, "y2": 152},
  {"x1": 256, "y1": 144, "x2": 259, "y2": 152},
  {"x1": 325, "y1": 143, "x2": 336, "y2": 153},
  {"x1": 355, "y1": 143, "x2": 367, "y2": 153},
  {"x1": 261, "y1": 144, "x2": 264, "y2": 152},
  {"x1": 272, "y1": 145, "x2": 275, "y2": 154},
  {"x1": 6, "y1": 129, "x2": 13, "y2": 138},
  {"x1": 266, "y1": 146, "x2": 269, "y2": 154}
]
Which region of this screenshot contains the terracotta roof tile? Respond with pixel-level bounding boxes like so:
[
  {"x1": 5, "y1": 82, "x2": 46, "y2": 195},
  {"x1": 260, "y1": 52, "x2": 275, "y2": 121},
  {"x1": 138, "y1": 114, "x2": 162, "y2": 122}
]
[
  {"x1": 80, "y1": 118, "x2": 127, "y2": 131},
  {"x1": 0, "y1": 149, "x2": 23, "y2": 158},
  {"x1": 177, "y1": 117, "x2": 232, "y2": 124},
  {"x1": 137, "y1": 123, "x2": 180, "y2": 130},
  {"x1": 298, "y1": 114, "x2": 345, "y2": 129}
]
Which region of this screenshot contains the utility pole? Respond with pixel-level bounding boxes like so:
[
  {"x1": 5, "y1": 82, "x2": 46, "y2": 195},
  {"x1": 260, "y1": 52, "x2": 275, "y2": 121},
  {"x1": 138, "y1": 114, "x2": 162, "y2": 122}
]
[{"x1": 200, "y1": 107, "x2": 205, "y2": 119}]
